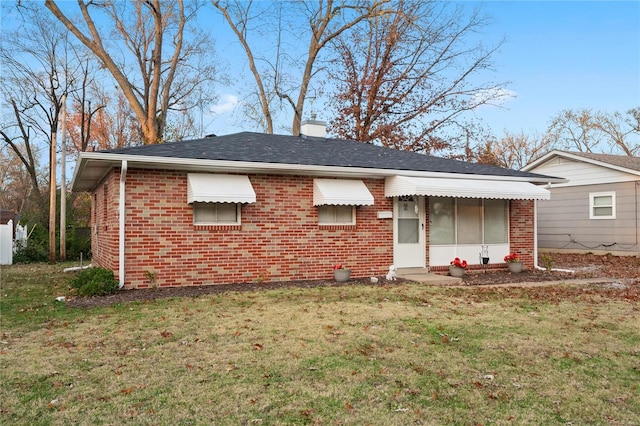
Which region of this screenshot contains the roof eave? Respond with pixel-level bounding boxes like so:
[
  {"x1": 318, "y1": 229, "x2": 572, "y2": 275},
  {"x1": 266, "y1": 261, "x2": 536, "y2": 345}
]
[
  {"x1": 72, "y1": 152, "x2": 565, "y2": 192},
  {"x1": 523, "y1": 150, "x2": 640, "y2": 176}
]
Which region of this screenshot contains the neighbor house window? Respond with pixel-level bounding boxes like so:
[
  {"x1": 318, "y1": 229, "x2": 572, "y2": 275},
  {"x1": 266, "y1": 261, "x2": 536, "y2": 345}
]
[
  {"x1": 318, "y1": 205, "x2": 355, "y2": 225},
  {"x1": 430, "y1": 197, "x2": 508, "y2": 245},
  {"x1": 589, "y1": 191, "x2": 615, "y2": 219},
  {"x1": 193, "y1": 202, "x2": 240, "y2": 225}
]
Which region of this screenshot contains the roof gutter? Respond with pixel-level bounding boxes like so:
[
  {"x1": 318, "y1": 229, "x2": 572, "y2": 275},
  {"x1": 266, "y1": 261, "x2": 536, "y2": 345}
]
[
  {"x1": 118, "y1": 160, "x2": 127, "y2": 289},
  {"x1": 73, "y1": 152, "x2": 566, "y2": 191}
]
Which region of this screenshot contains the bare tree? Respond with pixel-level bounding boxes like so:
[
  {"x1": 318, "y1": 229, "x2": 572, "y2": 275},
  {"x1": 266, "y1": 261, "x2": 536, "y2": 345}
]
[
  {"x1": 66, "y1": 58, "x2": 107, "y2": 153},
  {"x1": 45, "y1": 0, "x2": 218, "y2": 144},
  {"x1": 547, "y1": 108, "x2": 639, "y2": 156},
  {"x1": 0, "y1": 6, "x2": 82, "y2": 262},
  {"x1": 546, "y1": 109, "x2": 603, "y2": 153},
  {"x1": 0, "y1": 140, "x2": 42, "y2": 214},
  {"x1": 67, "y1": 87, "x2": 141, "y2": 153},
  {"x1": 591, "y1": 108, "x2": 640, "y2": 156},
  {"x1": 482, "y1": 131, "x2": 554, "y2": 170},
  {"x1": 212, "y1": 0, "x2": 390, "y2": 135},
  {"x1": 0, "y1": 100, "x2": 45, "y2": 210},
  {"x1": 328, "y1": 0, "x2": 506, "y2": 155}
]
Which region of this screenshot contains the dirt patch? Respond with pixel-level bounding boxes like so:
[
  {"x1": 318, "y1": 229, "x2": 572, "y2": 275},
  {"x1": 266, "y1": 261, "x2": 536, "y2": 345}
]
[{"x1": 67, "y1": 253, "x2": 639, "y2": 309}]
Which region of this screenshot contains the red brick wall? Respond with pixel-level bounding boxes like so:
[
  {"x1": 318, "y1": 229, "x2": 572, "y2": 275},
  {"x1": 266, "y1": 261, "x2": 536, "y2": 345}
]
[
  {"x1": 99, "y1": 169, "x2": 394, "y2": 288},
  {"x1": 509, "y1": 199, "x2": 535, "y2": 269},
  {"x1": 92, "y1": 168, "x2": 538, "y2": 287},
  {"x1": 91, "y1": 172, "x2": 119, "y2": 272}
]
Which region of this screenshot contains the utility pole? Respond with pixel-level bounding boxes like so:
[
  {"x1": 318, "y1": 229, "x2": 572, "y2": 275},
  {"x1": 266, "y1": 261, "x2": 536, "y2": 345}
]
[
  {"x1": 49, "y1": 117, "x2": 57, "y2": 264},
  {"x1": 60, "y1": 94, "x2": 67, "y2": 261}
]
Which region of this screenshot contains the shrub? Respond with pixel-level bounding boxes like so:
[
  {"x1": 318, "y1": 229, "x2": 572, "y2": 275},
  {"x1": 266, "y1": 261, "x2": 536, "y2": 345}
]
[
  {"x1": 13, "y1": 239, "x2": 48, "y2": 263},
  {"x1": 540, "y1": 253, "x2": 554, "y2": 271},
  {"x1": 70, "y1": 267, "x2": 119, "y2": 296},
  {"x1": 12, "y1": 224, "x2": 49, "y2": 263}
]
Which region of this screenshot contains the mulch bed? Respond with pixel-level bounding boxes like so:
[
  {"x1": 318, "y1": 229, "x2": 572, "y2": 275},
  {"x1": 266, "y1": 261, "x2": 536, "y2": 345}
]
[
  {"x1": 58, "y1": 271, "x2": 595, "y2": 309},
  {"x1": 66, "y1": 253, "x2": 639, "y2": 309}
]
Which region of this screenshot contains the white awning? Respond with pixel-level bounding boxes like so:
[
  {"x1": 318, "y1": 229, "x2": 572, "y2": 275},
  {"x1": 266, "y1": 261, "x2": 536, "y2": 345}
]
[
  {"x1": 313, "y1": 179, "x2": 375, "y2": 206},
  {"x1": 187, "y1": 173, "x2": 256, "y2": 203},
  {"x1": 385, "y1": 176, "x2": 550, "y2": 200}
]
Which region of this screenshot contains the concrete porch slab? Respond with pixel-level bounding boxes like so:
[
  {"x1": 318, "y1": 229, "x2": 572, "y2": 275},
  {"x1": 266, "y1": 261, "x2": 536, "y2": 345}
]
[{"x1": 396, "y1": 268, "x2": 462, "y2": 286}]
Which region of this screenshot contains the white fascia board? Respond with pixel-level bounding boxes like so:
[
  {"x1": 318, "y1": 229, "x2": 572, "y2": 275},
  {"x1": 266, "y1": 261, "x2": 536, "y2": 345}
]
[
  {"x1": 523, "y1": 150, "x2": 640, "y2": 177},
  {"x1": 72, "y1": 152, "x2": 563, "y2": 192},
  {"x1": 521, "y1": 150, "x2": 562, "y2": 171}
]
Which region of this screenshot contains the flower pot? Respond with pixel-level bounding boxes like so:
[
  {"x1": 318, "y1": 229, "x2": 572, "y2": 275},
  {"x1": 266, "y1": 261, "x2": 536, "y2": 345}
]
[
  {"x1": 333, "y1": 269, "x2": 351, "y2": 282},
  {"x1": 449, "y1": 265, "x2": 465, "y2": 277},
  {"x1": 507, "y1": 262, "x2": 523, "y2": 273}
]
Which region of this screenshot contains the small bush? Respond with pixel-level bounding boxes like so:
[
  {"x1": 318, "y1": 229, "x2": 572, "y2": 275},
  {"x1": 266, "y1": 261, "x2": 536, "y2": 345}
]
[
  {"x1": 70, "y1": 267, "x2": 119, "y2": 296},
  {"x1": 13, "y1": 240, "x2": 48, "y2": 263},
  {"x1": 540, "y1": 253, "x2": 554, "y2": 271}
]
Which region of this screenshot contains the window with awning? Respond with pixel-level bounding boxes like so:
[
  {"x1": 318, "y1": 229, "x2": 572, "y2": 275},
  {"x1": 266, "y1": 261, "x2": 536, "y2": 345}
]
[
  {"x1": 187, "y1": 174, "x2": 256, "y2": 204},
  {"x1": 313, "y1": 179, "x2": 374, "y2": 206},
  {"x1": 313, "y1": 179, "x2": 373, "y2": 225}
]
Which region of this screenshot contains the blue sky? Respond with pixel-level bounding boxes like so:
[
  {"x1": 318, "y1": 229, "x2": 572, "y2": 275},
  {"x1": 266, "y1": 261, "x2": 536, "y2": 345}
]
[
  {"x1": 467, "y1": 1, "x2": 640, "y2": 137},
  {"x1": 207, "y1": 1, "x2": 640, "y2": 140},
  {"x1": 2, "y1": 1, "x2": 638, "y2": 142}
]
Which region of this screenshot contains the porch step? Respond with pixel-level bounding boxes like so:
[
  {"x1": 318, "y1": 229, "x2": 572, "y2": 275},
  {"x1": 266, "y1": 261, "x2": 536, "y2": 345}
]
[{"x1": 396, "y1": 268, "x2": 462, "y2": 286}]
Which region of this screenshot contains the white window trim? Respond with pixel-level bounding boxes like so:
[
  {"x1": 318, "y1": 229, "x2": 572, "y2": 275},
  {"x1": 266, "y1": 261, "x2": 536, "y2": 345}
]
[
  {"x1": 318, "y1": 205, "x2": 356, "y2": 225},
  {"x1": 589, "y1": 191, "x2": 616, "y2": 220},
  {"x1": 193, "y1": 202, "x2": 242, "y2": 225}
]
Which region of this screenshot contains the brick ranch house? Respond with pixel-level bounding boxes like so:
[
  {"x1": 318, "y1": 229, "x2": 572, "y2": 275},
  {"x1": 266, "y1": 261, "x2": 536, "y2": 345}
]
[{"x1": 71, "y1": 121, "x2": 563, "y2": 289}]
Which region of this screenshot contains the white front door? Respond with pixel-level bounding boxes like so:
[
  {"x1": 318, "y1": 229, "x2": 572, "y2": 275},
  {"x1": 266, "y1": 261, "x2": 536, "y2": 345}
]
[{"x1": 393, "y1": 195, "x2": 425, "y2": 268}]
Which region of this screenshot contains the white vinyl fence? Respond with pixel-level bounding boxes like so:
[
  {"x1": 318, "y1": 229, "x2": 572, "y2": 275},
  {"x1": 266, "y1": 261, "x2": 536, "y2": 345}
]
[
  {"x1": 0, "y1": 220, "x2": 27, "y2": 265},
  {"x1": 0, "y1": 220, "x2": 13, "y2": 265}
]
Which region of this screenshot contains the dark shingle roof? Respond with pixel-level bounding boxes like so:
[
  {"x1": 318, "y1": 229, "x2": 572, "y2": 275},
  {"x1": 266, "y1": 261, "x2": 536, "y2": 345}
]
[
  {"x1": 560, "y1": 151, "x2": 640, "y2": 172},
  {"x1": 101, "y1": 132, "x2": 554, "y2": 180}
]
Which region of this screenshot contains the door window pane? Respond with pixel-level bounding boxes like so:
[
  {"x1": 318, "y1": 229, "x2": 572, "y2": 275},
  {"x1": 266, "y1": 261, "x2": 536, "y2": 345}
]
[
  {"x1": 398, "y1": 196, "x2": 419, "y2": 244},
  {"x1": 398, "y1": 218, "x2": 419, "y2": 243}
]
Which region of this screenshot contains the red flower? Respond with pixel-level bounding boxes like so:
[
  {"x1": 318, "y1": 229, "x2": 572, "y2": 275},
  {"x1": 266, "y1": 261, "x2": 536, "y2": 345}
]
[
  {"x1": 504, "y1": 253, "x2": 520, "y2": 263},
  {"x1": 450, "y1": 258, "x2": 468, "y2": 269}
]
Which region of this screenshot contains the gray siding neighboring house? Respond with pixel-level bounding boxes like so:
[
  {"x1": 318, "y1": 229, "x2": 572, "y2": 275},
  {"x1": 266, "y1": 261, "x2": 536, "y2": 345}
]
[{"x1": 522, "y1": 151, "x2": 640, "y2": 255}]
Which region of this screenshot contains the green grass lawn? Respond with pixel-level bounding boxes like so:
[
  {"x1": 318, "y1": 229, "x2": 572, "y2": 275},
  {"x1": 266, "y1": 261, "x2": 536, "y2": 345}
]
[{"x1": 1, "y1": 263, "x2": 639, "y2": 425}]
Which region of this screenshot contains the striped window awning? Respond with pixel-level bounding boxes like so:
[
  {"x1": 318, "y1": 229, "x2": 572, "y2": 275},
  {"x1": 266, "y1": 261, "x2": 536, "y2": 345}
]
[
  {"x1": 385, "y1": 176, "x2": 550, "y2": 200},
  {"x1": 187, "y1": 173, "x2": 256, "y2": 204},
  {"x1": 313, "y1": 179, "x2": 375, "y2": 206}
]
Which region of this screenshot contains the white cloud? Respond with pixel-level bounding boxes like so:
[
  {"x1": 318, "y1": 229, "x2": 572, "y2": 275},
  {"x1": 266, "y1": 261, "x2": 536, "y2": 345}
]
[
  {"x1": 471, "y1": 88, "x2": 517, "y2": 108},
  {"x1": 210, "y1": 94, "x2": 239, "y2": 115}
]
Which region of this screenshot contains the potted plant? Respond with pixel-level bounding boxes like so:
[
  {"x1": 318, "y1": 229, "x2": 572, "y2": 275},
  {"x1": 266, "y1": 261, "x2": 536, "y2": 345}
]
[
  {"x1": 449, "y1": 258, "x2": 467, "y2": 277},
  {"x1": 504, "y1": 253, "x2": 523, "y2": 273},
  {"x1": 333, "y1": 263, "x2": 351, "y2": 282}
]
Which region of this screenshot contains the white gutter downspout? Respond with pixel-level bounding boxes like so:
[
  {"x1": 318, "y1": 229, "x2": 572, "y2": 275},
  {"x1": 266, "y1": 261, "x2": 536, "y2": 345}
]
[
  {"x1": 533, "y1": 199, "x2": 539, "y2": 269},
  {"x1": 118, "y1": 160, "x2": 128, "y2": 289}
]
